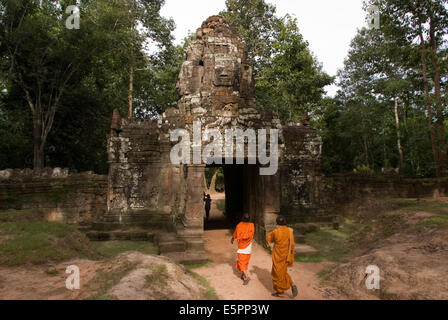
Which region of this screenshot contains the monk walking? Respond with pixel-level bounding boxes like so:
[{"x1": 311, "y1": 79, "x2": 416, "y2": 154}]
[
  {"x1": 266, "y1": 215, "x2": 298, "y2": 298},
  {"x1": 231, "y1": 213, "x2": 254, "y2": 285}
]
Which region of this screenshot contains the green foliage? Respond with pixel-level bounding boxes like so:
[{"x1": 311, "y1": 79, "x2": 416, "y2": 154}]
[
  {"x1": 317, "y1": 11, "x2": 446, "y2": 176},
  {"x1": 215, "y1": 168, "x2": 225, "y2": 192},
  {"x1": 353, "y1": 165, "x2": 375, "y2": 176},
  {"x1": 259, "y1": 15, "x2": 333, "y2": 119},
  {"x1": 221, "y1": 0, "x2": 282, "y2": 75},
  {"x1": 44, "y1": 268, "x2": 59, "y2": 276},
  {"x1": 216, "y1": 199, "x2": 226, "y2": 213},
  {"x1": 222, "y1": 1, "x2": 332, "y2": 118},
  {"x1": 0, "y1": 0, "x2": 179, "y2": 173}
]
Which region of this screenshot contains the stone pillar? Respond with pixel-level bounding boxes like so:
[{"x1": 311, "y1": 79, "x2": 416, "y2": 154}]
[
  {"x1": 183, "y1": 165, "x2": 205, "y2": 228},
  {"x1": 261, "y1": 173, "x2": 281, "y2": 241},
  {"x1": 177, "y1": 164, "x2": 206, "y2": 256}
]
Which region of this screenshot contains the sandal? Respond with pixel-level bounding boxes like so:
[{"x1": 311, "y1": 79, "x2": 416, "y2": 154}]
[
  {"x1": 291, "y1": 285, "x2": 298, "y2": 298},
  {"x1": 243, "y1": 278, "x2": 250, "y2": 285},
  {"x1": 271, "y1": 292, "x2": 281, "y2": 297}
]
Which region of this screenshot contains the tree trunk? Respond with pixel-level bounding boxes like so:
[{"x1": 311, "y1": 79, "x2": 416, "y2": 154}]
[
  {"x1": 209, "y1": 170, "x2": 218, "y2": 193},
  {"x1": 429, "y1": 19, "x2": 447, "y2": 177},
  {"x1": 419, "y1": 32, "x2": 440, "y2": 177},
  {"x1": 32, "y1": 112, "x2": 44, "y2": 170},
  {"x1": 394, "y1": 98, "x2": 404, "y2": 170},
  {"x1": 128, "y1": 62, "x2": 134, "y2": 119},
  {"x1": 363, "y1": 134, "x2": 370, "y2": 168}
]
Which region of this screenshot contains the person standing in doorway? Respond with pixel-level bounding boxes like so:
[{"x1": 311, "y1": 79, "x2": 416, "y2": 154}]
[
  {"x1": 203, "y1": 193, "x2": 211, "y2": 221},
  {"x1": 231, "y1": 213, "x2": 254, "y2": 285},
  {"x1": 266, "y1": 215, "x2": 298, "y2": 298}
]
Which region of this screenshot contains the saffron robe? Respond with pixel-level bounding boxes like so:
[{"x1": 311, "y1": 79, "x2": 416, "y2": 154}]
[
  {"x1": 232, "y1": 222, "x2": 255, "y2": 272},
  {"x1": 266, "y1": 226, "x2": 295, "y2": 293}
]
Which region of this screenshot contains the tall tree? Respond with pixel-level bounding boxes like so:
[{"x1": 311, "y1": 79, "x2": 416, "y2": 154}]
[
  {"x1": 0, "y1": 0, "x2": 176, "y2": 170},
  {"x1": 220, "y1": 0, "x2": 282, "y2": 75},
  {"x1": 0, "y1": 0, "x2": 100, "y2": 170},
  {"x1": 366, "y1": 0, "x2": 448, "y2": 176},
  {"x1": 222, "y1": 1, "x2": 332, "y2": 118},
  {"x1": 262, "y1": 15, "x2": 333, "y2": 119}
]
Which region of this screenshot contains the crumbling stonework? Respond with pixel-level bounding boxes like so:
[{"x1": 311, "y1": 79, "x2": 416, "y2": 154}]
[
  {"x1": 0, "y1": 169, "x2": 107, "y2": 223},
  {"x1": 104, "y1": 16, "x2": 325, "y2": 262}
]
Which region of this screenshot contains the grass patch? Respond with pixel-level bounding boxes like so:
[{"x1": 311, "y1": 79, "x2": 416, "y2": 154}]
[
  {"x1": 191, "y1": 272, "x2": 218, "y2": 300},
  {"x1": 0, "y1": 210, "x2": 99, "y2": 266},
  {"x1": 145, "y1": 264, "x2": 169, "y2": 288},
  {"x1": 183, "y1": 260, "x2": 212, "y2": 270},
  {"x1": 389, "y1": 198, "x2": 448, "y2": 215},
  {"x1": 295, "y1": 255, "x2": 324, "y2": 263},
  {"x1": 416, "y1": 215, "x2": 448, "y2": 229},
  {"x1": 216, "y1": 199, "x2": 225, "y2": 212},
  {"x1": 88, "y1": 293, "x2": 113, "y2": 300},
  {"x1": 389, "y1": 198, "x2": 448, "y2": 230},
  {"x1": 298, "y1": 220, "x2": 365, "y2": 263},
  {"x1": 44, "y1": 268, "x2": 59, "y2": 276},
  {"x1": 92, "y1": 241, "x2": 157, "y2": 259},
  {"x1": 86, "y1": 261, "x2": 138, "y2": 300},
  {"x1": 0, "y1": 209, "x2": 43, "y2": 222},
  {"x1": 0, "y1": 221, "x2": 99, "y2": 266}
]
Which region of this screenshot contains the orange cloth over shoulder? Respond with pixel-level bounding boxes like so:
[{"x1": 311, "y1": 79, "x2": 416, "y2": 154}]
[
  {"x1": 266, "y1": 226, "x2": 295, "y2": 294},
  {"x1": 233, "y1": 222, "x2": 255, "y2": 250}
]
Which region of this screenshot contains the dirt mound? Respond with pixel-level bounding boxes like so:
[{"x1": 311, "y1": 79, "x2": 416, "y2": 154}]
[
  {"x1": 0, "y1": 252, "x2": 213, "y2": 300},
  {"x1": 324, "y1": 199, "x2": 448, "y2": 300},
  {"x1": 107, "y1": 252, "x2": 210, "y2": 300}
]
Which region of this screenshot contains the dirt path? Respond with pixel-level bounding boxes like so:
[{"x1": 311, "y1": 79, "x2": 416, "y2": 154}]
[{"x1": 195, "y1": 193, "x2": 342, "y2": 300}]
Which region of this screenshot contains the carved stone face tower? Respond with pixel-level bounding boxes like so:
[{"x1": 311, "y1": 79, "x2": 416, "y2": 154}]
[{"x1": 176, "y1": 15, "x2": 263, "y2": 131}]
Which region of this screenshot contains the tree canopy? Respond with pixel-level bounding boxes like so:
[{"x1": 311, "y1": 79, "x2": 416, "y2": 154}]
[{"x1": 1, "y1": 0, "x2": 447, "y2": 178}]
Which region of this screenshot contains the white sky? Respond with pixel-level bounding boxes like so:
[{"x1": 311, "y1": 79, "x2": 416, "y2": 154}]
[{"x1": 160, "y1": 0, "x2": 369, "y2": 97}]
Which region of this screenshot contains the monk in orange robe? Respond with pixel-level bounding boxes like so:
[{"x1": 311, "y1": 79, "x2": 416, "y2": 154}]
[
  {"x1": 231, "y1": 213, "x2": 254, "y2": 285},
  {"x1": 266, "y1": 215, "x2": 298, "y2": 298}
]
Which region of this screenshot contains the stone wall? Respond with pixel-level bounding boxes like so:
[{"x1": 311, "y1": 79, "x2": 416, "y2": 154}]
[
  {"x1": 321, "y1": 174, "x2": 448, "y2": 216},
  {"x1": 106, "y1": 110, "x2": 186, "y2": 230},
  {"x1": 0, "y1": 168, "x2": 107, "y2": 224},
  {"x1": 278, "y1": 124, "x2": 327, "y2": 224}
]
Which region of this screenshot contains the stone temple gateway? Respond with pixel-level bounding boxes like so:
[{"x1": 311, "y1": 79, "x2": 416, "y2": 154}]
[{"x1": 104, "y1": 16, "x2": 326, "y2": 263}]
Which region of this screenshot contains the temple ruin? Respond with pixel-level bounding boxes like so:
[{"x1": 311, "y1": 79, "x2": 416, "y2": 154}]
[{"x1": 104, "y1": 16, "x2": 325, "y2": 263}]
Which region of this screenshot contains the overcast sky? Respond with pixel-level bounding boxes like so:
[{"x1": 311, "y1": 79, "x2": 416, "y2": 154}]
[{"x1": 160, "y1": 0, "x2": 369, "y2": 96}]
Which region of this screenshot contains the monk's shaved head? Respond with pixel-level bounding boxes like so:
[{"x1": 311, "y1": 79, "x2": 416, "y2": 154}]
[
  {"x1": 276, "y1": 215, "x2": 287, "y2": 226},
  {"x1": 242, "y1": 213, "x2": 250, "y2": 222}
]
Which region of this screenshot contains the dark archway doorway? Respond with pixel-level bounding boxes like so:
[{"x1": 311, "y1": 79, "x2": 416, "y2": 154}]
[{"x1": 204, "y1": 160, "x2": 263, "y2": 234}]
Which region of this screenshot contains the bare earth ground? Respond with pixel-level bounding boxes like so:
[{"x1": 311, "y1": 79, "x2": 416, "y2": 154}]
[
  {"x1": 194, "y1": 192, "x2": 343, "y2": 300},
  {"x1": 0, "y1": 192, "x2": 342, "y2": 300},
  {"x1": 2, "y1": 194, "x2": 447, "y2": 300},
  {"x1": 325, "y1": 197, "x2": 448, "y2": 300},
  {"x1": 194, "y1": 229, "x2": 341, "y2": 300},
  {"x1": 0, "y1": 252, "x2": 210, "y2": 300}
]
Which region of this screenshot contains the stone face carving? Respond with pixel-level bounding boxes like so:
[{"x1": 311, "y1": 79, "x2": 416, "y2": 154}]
[{"x1": 176, "y1": 15, "x2": 258, "y2": 134}]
